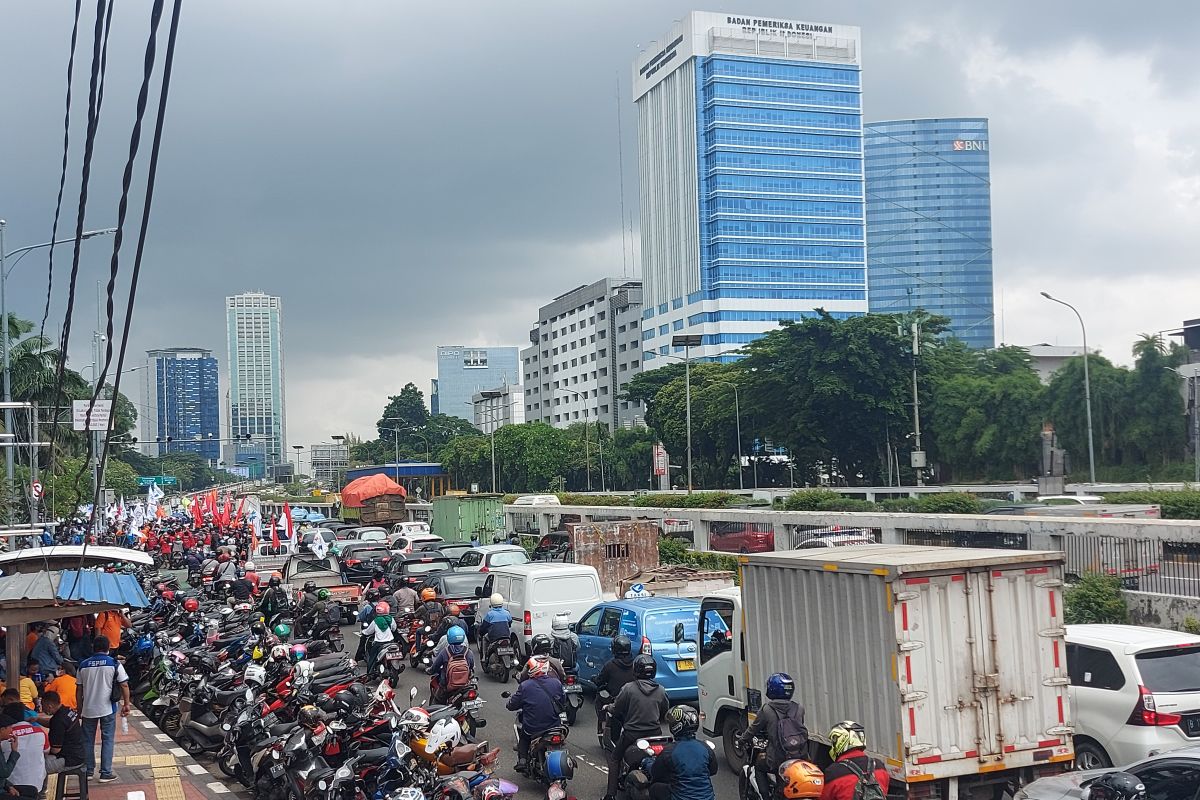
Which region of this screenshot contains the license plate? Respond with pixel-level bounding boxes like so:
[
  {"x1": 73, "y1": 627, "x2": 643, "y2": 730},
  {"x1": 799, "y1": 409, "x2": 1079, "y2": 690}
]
[
  {"x1": 387, "y1": 654, "x2": 403, "y2": 661},
  {"x1": 269, "y1": 764, "x2": 284, "y2": 778},
  {"x1": 564, "y1": 684, "x2": 582, "y2": 694},
  {"x1": 462, "y1": 700, "x2": 485, "y2": 710},
  {"x1": 497, "y1": 647, "x2": 514, "y2": 655},
  {"x1": 676, "y1": 659, "x2": 696, "y2": 671},
  {"x1": 1185, "y1": 715, "x2": 1200, "y2": 737}
]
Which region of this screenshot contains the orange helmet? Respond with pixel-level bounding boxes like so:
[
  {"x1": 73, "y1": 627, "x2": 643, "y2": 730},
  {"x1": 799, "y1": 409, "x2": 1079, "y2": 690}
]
[
  {"x1": 420, "y1": 588, "x2": 436, "y2": 602},
  {"x1": 778, "y1": 761, "x2": 824, "y2": 799}
]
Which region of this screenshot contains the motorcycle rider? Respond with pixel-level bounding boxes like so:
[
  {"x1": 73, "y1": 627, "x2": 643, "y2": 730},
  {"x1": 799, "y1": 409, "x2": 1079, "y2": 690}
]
[
  {"x1": 308, "y1": 589, "x2": 341, "y2": 640},
  {"x1": 294, "y1": 581, "x2": 322, "y2": 635},
  {"x1": 391, "y1": 582, "x2": 419, "y2": 615},
  {"x1": 820, "y1": 721, "x2": 889, "y2": 800},
  {"x1": 648, "y1": 705, "x2": 717, "y2": 800},
  {"x1": 478, "y1": 593, "x2": 513, "y2": 664},
  {"x1": 518, "y1": 634, "x2": 566, "y2": 682},
  {"x1": 505, "y1": 657, "x2": 565, "y2": 774},
  {"x1": 366, "y1": 568, "x2": 389, "y2": 593},
  {"x1": 604, "y1": 654, "x2": 670, "y2": 800},
  {"x1": 427, "y1": 625, "x2": 475, "y2": 704},
  {"x1": 228, "y1": 569, "x2": 257, "y2": 602},
  {"x1": 354, "y1": 589, "x2": 382, "y2": 662},
  {"x1": 362, "y1": 601, "x2": 397, "y2": 668},
  {"x1": 549, "y1": 612, "x2": 579, "y2": 672},
  {"x1": 256, "y1": 574, "x2": 291, "y2": 628},
  {"x1": 1085, "y1": 773, "x2": 1146, "y2": 800},
  {"x1": 737, "y1": 673, "x2": 808, "y2": 799},
  {"x1": 417, "y1": 587, "x2": 445, "y2": 629},
  {"x1": 434, "y1": 604, "x2": 468, "y2": 655},
  {"x1": 594, "y1": 634, "x2": 636, "y2": 738}
]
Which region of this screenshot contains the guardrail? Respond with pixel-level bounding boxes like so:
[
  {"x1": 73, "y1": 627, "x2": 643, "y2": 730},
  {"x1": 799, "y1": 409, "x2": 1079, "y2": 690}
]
[{"x1": 506, "y1": 503, "x2": 1200, "y2": 598}]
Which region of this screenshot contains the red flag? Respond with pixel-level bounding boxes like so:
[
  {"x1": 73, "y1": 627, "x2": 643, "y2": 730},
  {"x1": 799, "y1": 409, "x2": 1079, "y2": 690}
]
[
  {"x1": 191, "y1": 496, "x2": 203, "y2": 527},
  {"x1": 270, "y1": 514, "x2": 281, "y2": 551},
  {"x1": 220, "y1": 497, "x2": 232, "y2": 529},
  {"x1": 207, "y1": 489, "x2": 218, "y2": 517},
  {"x1": 234, "y1": 497, "x2": 245, "y2": 523},
  {"x1": 282, "y1": 503, "x2": 294, "y2": 542}
]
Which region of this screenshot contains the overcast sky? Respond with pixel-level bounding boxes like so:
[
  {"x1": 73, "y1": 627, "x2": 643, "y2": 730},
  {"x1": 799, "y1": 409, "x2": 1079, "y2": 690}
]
[{"x1": 2, "y1": 1, "x2": 1198, "y2": 461}]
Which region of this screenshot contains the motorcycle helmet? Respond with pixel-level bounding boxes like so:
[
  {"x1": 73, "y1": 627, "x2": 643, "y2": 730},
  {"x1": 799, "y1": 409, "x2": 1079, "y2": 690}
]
[
  {"x1": 373, "y1": 568, "x2": 384, "y2": 579},
  {"x1": 766, "y1": 672, "x2": 796, "y2": 701},
  {"x1": 289, "y1": 643, "x2": 308, "y2": 663},
  {"x1": 611, "y1": 634, "x2": 633, "y2": 658},
  {"x1": 268, "y1": 575, "x2": 281, "y2": 588},
  {"x1": 366, "y1": 588, "x2": 381, "y2": 603},
  {"x1": 244, "y1": 663, "x2": 267, "y2": 686},
  {"x1": 667, "y1": 705, "x2": 700, "y2": 739},
  {"x1": 303, "y1": 581, "x2": 317, "y2": 593},
  {"x1": 374, "y1": 601, "x2": 391, "y2": 616},
  {"x1": 273, "y1": 622, "x2": 292, "y2": 638},
  {"x1": 183, "y1": 597, "x2": 200, "y2": 613},
  {"x1": 161, "y1": 590, "x2": 176, "y2": 602},
  {"x1": 446, "y1": 625, "x2": 466, "y2": 645},
  {"x1": 551, "y1": 612, "x2": 571, "y2": 636},
  {"x1": 1088, "y1": 773, "x2": 1147, "y2": 800},
  {"x1": 333, "y1": 688, "x2": 362, "y2": 712},
  {"x1": 317, "y1": 589, "x2": 330, "y2": 601},
  {"x1": 398, "y1": 706, "x2": 432, "y2": 729},
  {"x1": 525, "y1": 657, "x2": 551, "y2": 679},
  {"x1": 828, "y1": 721, "x2": 866, "y2": 760},
  {"x1": 489, "y1": 593, "x2": 505, "y2": 608},
  {"x1": 778, "y1": 761, "x2": 824, "y2": 799},
  {"x1": 234, "y1": 601, "x2": 253, "y2": 613},
  {"x1": 244, "y1": 561, "x2": 256, "y2": 571},
  {"x1": 424, "y1": 717, "x2": 464, "y2": 755},
  {"x1": 155, "y1": 582, "x2": 167, "y2": 593},
  {"x1": 446, "y1": 603, "x2": 462, "y2": 617},
  {"x1": 531, "y1": 633, "x2": 552, "y2": 656},
  {"x1": 420, "y1": 588, "x2": 437, "y2": 602},
  {"x1": 297, "y1": 704, "x2": 322, "y2": 729},
  {"x1": 632, "y1": 654, "x2": 657, "y2": 680}
]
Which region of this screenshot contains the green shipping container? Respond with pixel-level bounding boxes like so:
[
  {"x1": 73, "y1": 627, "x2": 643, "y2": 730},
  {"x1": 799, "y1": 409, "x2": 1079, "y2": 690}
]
[{"x1": 431, "y1": 494, "x2": 506, "y2": 544}]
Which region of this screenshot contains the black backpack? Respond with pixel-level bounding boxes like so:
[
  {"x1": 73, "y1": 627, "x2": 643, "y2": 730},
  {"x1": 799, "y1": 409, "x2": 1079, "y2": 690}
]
[
  {"x1": 843, "y1": 758, "x2": 885, "y2": 800},
  {"x1": 552, "y1": 637, "x2": 578, "y2": 669},
  {"x1": 775, "y1": 707, "x2": 809, "y2": 761}
]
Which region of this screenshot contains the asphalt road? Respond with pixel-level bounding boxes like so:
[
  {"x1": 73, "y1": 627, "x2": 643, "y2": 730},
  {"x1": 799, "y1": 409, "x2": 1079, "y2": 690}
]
[{"x1": 345, "y1": 625, "x2": 742, "y2": 800}]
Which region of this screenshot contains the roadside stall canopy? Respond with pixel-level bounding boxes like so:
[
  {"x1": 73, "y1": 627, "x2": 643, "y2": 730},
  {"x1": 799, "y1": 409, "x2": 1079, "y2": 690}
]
[
  {"x1": 0, "y1": 546, "x2": 154, "y2": 575},
  {"x1": 0, "y1": 569, "x2": 149, "y2": 626},
  {"x1": 341, "y1": 474, "x2": 407, "y2": 508}
]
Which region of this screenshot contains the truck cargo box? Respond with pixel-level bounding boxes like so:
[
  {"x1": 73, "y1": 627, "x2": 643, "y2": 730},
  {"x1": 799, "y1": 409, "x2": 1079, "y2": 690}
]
[{"x1": 699, "y1": 544, "x2": 1073, "y2": 797}]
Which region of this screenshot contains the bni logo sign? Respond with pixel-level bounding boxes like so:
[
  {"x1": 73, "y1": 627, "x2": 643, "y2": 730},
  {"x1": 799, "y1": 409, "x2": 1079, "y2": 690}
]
[{"x1": 952, "y1": 140, "x2": 988, "y2": 151}]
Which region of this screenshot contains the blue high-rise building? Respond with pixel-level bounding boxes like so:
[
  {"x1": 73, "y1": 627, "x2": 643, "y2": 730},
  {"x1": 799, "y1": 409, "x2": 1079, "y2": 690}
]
[
  {"x1": 636, "y1": 12, "x2": 866, "y2": 364},
  {"x1": 434, "y1": 346, "x2": 520, "y2": 423},
  {"x1": 865, "y1": 118, "x2": 994, "y2": 349},
  {"x1": 143, "y1": 348, "x2": 220, "y2": 461}
]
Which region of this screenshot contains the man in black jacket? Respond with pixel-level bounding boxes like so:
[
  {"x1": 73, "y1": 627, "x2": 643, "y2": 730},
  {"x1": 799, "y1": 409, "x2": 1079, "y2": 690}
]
[
  {"x1": 736, "y1": 673, "x2": 807, "y2": 799},
  {"x1": 604, "y1": 655, "x2": 669, "y2": 800},
  {"x1": 649, "y1": 706, "x2": 717, "y2": 800},
  {"x1": 593, "y1": 635, "x2": 636, "y2": 738}
]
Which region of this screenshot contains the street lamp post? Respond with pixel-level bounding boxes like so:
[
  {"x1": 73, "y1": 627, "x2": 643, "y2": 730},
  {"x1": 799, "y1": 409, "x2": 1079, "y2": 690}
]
[
  {"x1": 671, "y1": 334, "x2": 702, "y2": 494},
  {"x1": 1041, "y1": 292, "x2": 1097, "y2": 483},
  {"x1": 559, "y1": 390, "x2": 592, "y2": 491},
  {"x1": 291, "y1": 445, "x2": 304, "y2": 483},
  {"x1": 1164, "y1": 367, "x2": 1200, "y2": 484},
  {"x1": 0, "y1": 222, "x2": 116, "y2": 519},
  {"x1": 715, "y1": 381, "x2": 744, "y2": 490},
  {"x1": 467, "y1": 392, "x2": 503, "y2": 493}
]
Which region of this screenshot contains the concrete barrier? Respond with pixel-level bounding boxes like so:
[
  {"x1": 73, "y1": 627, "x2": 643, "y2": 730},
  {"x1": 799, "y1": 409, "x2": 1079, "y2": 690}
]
[{"x1": 1125, "y1": 590, "x2": 1200, "y2": 630}]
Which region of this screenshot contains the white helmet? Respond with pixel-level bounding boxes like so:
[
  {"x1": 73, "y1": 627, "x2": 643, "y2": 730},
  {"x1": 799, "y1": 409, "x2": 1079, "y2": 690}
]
[
  {"x1": 489, "y1": 593, "x2": 504, "y2": 608},
  {"x1": 551, "y1": 611, "x2": 572, "y2": 637},
  {"x1": 424, "y1": 717, "x2": 464, "y2": 754},
  {"x1": 270, "y1": 644, "x2": 290, "y2": 662},
  {"x1": 244, "y1": 561, "x2": 255, "y2": 571}
]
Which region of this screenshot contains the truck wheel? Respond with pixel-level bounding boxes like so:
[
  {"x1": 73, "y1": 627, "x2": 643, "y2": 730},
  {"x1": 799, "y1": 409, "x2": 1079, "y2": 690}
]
[{"x1": 722, "y1": 714, "x2": 745, "y2": 774}]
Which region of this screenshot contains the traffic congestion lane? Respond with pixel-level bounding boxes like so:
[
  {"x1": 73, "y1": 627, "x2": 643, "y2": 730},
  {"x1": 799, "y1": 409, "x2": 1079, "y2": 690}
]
[{"x1": 344, "y1": 626, "x2": 741, "y2": 800}]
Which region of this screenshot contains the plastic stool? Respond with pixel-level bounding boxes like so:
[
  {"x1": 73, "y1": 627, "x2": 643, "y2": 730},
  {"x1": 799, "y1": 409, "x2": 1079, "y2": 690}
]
[{"x1": 52, "y1": 766, "x2": 88, "y2": 800}]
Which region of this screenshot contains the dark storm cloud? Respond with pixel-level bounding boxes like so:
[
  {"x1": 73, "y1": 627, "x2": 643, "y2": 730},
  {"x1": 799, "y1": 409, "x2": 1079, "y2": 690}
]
[{"x1": 1, "y1": 1, "x2": 1198, "y2": 442}]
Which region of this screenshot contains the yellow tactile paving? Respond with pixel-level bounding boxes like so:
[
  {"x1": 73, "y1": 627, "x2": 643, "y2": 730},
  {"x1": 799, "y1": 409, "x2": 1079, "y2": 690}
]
[
  {"x1": 150, "y1": 754, "x2": 178, "y2": 767},
  {"x1": 155, "y1": 776, "x2": 187, "y2": 800},
  {"x1": 125, "y1": 755, "x2": 152, "y2": 766},
  {"x1": 153, "y1": 766, "x2": 180, "y2": 778}
]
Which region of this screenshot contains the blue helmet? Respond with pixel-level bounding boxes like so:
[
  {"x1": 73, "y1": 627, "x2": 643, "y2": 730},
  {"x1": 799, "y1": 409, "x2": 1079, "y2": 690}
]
[
  {"x1": 446, "y1": 625, "x2": 466, "y2": 645},
  {"x1": 766, "y1": 672, "x2": 795, "y2": 701}
]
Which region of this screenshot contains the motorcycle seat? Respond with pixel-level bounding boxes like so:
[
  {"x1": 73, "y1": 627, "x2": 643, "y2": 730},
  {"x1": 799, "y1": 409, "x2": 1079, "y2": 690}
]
[
  {"x1": 213, "y1": 688, "x2": 244, "y2": 706},
  {"x1": 440, "y1": 742, "x2": 489, "y2": 767},
  {"x1": 269, "y1": 721, "x2": 298, "y2": 737},
  {"x1": 310, "y1": 673, "x2": 355, "y2": 692},
  {"x1": 427, "y1": 705, "x2": 461, "y2": 724},
  {"x1": 354, "y1": 746, "x2": 391, "y2": 766},
  {"x1": 307, "y1": 654, "x2": 349, "y2": 670}
]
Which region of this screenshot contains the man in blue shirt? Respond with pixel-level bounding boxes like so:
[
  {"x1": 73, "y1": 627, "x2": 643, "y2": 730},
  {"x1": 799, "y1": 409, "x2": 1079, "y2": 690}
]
[
  {"x1": 478, "y1": 593, "x2": 513, "y2": 663},
  {"x1": 76, "y1": 636, "x2": 129, "y2": 783}
]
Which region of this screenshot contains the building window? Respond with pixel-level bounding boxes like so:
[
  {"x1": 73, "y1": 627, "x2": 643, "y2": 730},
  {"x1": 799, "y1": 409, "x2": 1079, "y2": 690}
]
[{"x1": 463, "y1": 349, "x2": 488, "y2": 368}]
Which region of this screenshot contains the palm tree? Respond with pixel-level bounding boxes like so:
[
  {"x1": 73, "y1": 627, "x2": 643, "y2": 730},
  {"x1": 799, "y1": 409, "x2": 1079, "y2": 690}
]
[{"x1": 1132, "y1": 333, "x2": 1166, "y2": 360}]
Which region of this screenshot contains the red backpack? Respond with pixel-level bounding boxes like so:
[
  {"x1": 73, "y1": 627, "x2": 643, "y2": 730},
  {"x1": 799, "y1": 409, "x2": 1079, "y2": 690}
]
[{"x1": 444, "y1": 650, "x2": 471, "y2": 692}]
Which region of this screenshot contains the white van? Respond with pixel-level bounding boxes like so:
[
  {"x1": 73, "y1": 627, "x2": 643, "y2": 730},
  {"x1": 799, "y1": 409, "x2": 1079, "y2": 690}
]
[
  {"x1": 251, "y1": 539, "x2": 297, "y2": 574},
  {"x1": 478, "y1": 563, "x2": 603, "y2": 655}
]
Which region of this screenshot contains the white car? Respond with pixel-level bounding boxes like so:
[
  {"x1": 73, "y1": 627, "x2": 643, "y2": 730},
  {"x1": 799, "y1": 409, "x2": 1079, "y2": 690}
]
[
  {"x1": 456, "y1": 544, "x2": 530, "y2": 573},
  {"x1": 1038, "y1": 495, "x2": 1104, "y2": 505},
  {"x1": 388, "y1": 530, "x2": 442, "y2": 556},
  {"x1": 1067, "y1": 624, "x2": 1200, "y2": 770},
  {"x1": 1015, "y1": 745, "x2": 1200, "y2": 800}
]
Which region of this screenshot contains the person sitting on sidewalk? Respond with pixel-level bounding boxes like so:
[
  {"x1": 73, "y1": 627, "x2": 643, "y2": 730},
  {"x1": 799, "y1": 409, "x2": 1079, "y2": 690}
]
[
  {"x1": 42, "y1": 691, "x2": 85, "y2": 775},
  {"x1": 0, "y1": 711, "x2": 47, "y2": 799}
]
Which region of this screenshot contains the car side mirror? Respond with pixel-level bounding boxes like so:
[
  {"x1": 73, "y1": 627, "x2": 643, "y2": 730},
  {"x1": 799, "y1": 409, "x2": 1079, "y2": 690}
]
[
  {"x1": 474, "y1": 586, "x2": 484, "y2": 599},
  {"x1": 568, "y1": 622, "x2": 576, "y2": 633},
  {"x1": 674, "y1": 622, "x2": 686, "y2": 644}
]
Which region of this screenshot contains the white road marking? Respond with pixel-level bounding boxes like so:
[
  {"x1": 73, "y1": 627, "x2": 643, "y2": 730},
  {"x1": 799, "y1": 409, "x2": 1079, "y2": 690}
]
[
  {"x1": 127, "y1": 792, "x2": 146, "y2": 800},
  {"x1": 207, "y1": 782, "x2": 231, "y2": 794},
  {"x1": 169, "y1": 747, "x2": 188, "y2": 757},
  {"x1": 154, "y1": 733, "x2": 172, "y2": 742},
  {"x1": 186, "y1": 764, "x2": 208, "y2": 775}
]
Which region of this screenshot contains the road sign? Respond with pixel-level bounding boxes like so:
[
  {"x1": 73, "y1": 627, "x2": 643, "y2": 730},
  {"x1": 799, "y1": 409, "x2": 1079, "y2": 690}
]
[
  {"x1": 653, "y1": 444, "x2": 668, "y2": 477},
  {"x1": 30, "y1": 481, "x2": 43, "y2": 499},
  {"x1": 71, "y1": 399, "x2": 112, "y2": 431},
  {"x1": 137, "y1": 475, "x2": 178, "y2": 487},
  {"x1": 624, "y1": 583, "x2": 654, "y2": 599}
]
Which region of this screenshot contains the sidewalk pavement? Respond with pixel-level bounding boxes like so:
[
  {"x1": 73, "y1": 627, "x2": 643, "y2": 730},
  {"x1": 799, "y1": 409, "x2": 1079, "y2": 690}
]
[{"x1": 49, "y1": 707, "x2": 251, "y2": 800}]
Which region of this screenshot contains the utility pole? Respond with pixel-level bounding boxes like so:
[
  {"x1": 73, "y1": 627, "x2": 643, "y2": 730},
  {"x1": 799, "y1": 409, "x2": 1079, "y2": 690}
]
[{"x1": 911, "y1": 321, "x2": 926, "y2": 487}]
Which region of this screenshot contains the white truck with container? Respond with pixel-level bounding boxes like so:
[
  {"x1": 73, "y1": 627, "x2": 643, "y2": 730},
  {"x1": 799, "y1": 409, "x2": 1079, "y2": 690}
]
[{"x1": 697, "y1": 545, "x2": 1074, "y2": 799}]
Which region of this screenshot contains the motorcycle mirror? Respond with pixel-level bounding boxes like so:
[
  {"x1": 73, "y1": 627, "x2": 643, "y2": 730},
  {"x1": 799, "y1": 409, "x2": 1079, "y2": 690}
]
[
  {"x1": 674, "y1": 622, "x2": 686, "y2": 644},
  {"x1": 500, "y1": 691, "x2": 511, "y2": 699},
  {"x1": 409, "y1": 686, "x2": 419, "y2": 701}
]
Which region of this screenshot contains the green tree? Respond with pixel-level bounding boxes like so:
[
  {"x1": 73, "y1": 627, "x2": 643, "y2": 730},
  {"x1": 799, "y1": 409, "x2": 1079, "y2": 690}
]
[
  {"x1": 438, "y1": 434, "x2": 490, "y2": 490},
  {"x1": 1064, "y1": 574, "x2": 1129, "y2": 625},
  {"x1": 378, "y1": 383, "x2": 431, "y2": 446},
  {"x1": 493, "y1": 423, "x2": 572, "y2": 492},
  {"x1": 103, "y1": 458, "x2": 140, "y2": 496}
]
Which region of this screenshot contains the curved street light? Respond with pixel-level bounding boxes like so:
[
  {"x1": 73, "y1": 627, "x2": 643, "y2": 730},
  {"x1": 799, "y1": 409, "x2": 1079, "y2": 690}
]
[{"x1": 1040, "y1": 292, "x2": 1096, "y2": 483}]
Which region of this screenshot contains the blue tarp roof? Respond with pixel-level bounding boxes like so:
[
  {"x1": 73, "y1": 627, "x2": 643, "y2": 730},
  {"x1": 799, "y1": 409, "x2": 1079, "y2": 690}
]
[{"x1": 55, "y1": 570, "x2": 150, "y2": 608}]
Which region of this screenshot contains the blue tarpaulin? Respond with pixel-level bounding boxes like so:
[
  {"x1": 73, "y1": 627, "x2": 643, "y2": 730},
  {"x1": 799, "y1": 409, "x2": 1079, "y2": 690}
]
[{"x1": 55, "y1": 570, "x2": 149, "y2": 608}]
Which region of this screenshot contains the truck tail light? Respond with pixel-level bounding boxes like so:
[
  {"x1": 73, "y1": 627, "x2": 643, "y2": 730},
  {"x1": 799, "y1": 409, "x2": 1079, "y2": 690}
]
[
  {"x1": 641, "y1": 636, "x2": 652, "y2": 656},
  {"x1": 1128, "y1": 685, "x2": 1183, "y2": 726},
  {"x1": 345, "y1": 559, "x2": 361, "y2": 566},
  {"x1": 524, "y1": 610, "x2": 532, "y2": 637}
]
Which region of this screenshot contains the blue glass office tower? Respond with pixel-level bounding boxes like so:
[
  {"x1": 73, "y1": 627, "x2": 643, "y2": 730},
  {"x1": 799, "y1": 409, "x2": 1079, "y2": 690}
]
[
  {"x1": 636, "y1": 12, "x2": 866, "y2": 364},
  {"x1": 434, "y1": 346, "x2": 520, "y2": 423},
  {"x1": 865, "y1": 118, "x2": 994, "y2": 349},
  {"x1": 143, "y1": 348, "x2": 220, "y2": 461}
]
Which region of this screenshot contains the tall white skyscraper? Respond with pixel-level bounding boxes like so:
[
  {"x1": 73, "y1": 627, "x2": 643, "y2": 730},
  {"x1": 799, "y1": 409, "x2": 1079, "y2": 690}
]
[
  {"x1": 636, "y1": 12, "x2": 866, "y2": 365},
  {"x1": 225, "y1": 292, "x2": 286, "y2": 476}
]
